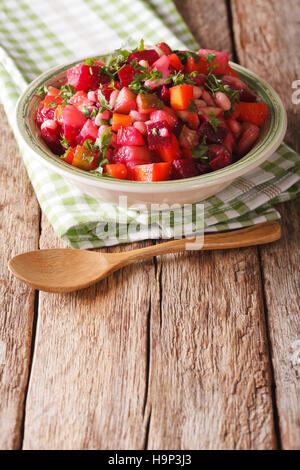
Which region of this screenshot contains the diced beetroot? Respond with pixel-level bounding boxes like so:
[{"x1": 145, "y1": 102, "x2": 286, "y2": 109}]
[
  {"x1": 40, "y1": 120, "x2": 64, "y2": 154},
  {"x1": 208, "y1": 145, "x2": 232, "y2": 171},
  {"x1": 67, "y1": 63, "x2": 104, "y2": 91},
  {"x1": 150, "y1": 109, "x2": 177, "y2": 128},
  {"x1": 198, "y1": 121, "x2": 228, "y2": 144},
  {"x1": 118, "y1": 64, "x2": 137, "y2": 87},
  {"x1": 222, "y1": 76, "x2": 257, "y2": 102},
  {"x1": 179, "y1": 125, "x2": 199, "y2": 148},
  {"x1": 159, "y1": 85, "x2": 170, "y2": 105},
  {"x1": 223, "y1": 130, "x2": 235, "y2": 154},
  {"x1": 146, "y1": 120, "x2": 172, "y2": 150},
  {"x1": 128, "y1": 49, "x2": 160, "y2": 65},
  {"x1": 114, "y1": 145, "x2": 152, "y2": 164},
  {"x1": 117, "y1": 126, "x2": 145, "y2": 146},
  {"x1": 197, "y1": 49, "x2": 229, "y2": 75},
  {"x1": 99, "y1": 81, "x2": 121, "y2": 102},
  {"x1": 62, "y1": 104, "x2": 87, "y2": 145},
  {"x1": 171, "y1": 159, "x2": 200, "y2": 180},
  {"x1": 237, "y1": 123, "x2": 260, "y2": 156},
  {"x1": 191, "y1": 73, "x2": 207, "y2": 87},
  {"x1": 78, "y1": 119, "x2": 98, "y2": 144},
  {"x1": 114, "y1": 87, "x2": 137, "y2": 114},
  {"x1": 151, "y1": 55, "x2": 170, "y2": 79},
  {"x1": 37, "y1": 105, "x2": 55, "y2": 125},
  {"x1": 196, "y1": 162, "x2": 211, "y2": 175}
]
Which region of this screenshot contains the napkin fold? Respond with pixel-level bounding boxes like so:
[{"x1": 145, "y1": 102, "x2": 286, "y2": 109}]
[{"x1": 0, "y1": 0, "x2": 299, "y2": 248}]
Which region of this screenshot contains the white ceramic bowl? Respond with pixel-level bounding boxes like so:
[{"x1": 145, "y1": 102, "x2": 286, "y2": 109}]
[{"x1": 15, "y1": 56, "x2": 287, "y2": 207}]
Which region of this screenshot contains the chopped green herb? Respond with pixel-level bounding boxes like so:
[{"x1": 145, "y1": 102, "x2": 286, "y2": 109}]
[
  {"x1": 152, "y1": 128, "x2": 158, "y2": 136},
  {"x1": 207, "y1": 112, "x2": 223, "y2": 132},
  {"x1": 97, "y1": 89, "x2": 112, "y2": 112},
  {"x1": 60, "y1": 135, "x2": 70, "y2": 150},
  {"x1": 36, "y1": 85, "x2": 48, "y2": 97},
  {"x1": 84, "y1": 58, "x2": 95, "y2": 66},
  {"x1": 47, "y1": 100, "x2": 58, "y2": 108},
  {"x1": 173, "y1": 50, "x2": 200, "y2": 65},
  {"x1": 191, "y1": 136, "x2": 209, "y2": 162},
  {"x1": 188, "y1": 100, "x2": 197, "y2": 113},
  {"x1": 58, "y1": 84, "x2": 76, "y2": 105},
  {"x1": 169, "y1": 70, "x2": 195, "y2": 86},
  {"x1": 205, "y1": 52, "x2": 216, "y2": 64},
  {"x1": 90, "y1": 108, "x2": 98, "y2": 118}
]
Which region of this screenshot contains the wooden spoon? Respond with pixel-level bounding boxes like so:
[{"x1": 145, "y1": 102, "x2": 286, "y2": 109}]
[{"x1": 8, "y1": 221, "x2": 281, "y2": 293}]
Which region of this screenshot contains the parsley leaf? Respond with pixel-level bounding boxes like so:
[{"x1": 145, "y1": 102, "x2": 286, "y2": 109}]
[
  {"x1": 207, "y1": 112, "x2": 223, "y2": 132},
  {"x1": 188, "y1": 100, "x2": 197, "y2": 113},
  {"x1": 191, "y1": 136, "x2": 209, "y2": 163},
  {"x1": 47, "y1": 100, "x2": 58, "y2": 108},
  {"x1": 58, "y1": 84, "x2": 76, "y2": 105},
  {"x1": 60, "y1": 135, "x2": 70, "y2": 150},
  {"x1": 97, "y1": 89, "x2": 112, "y2": 112},
  {"x1": 36, "y1": 85, "x2": 48, "y2": 97},
  {"x1": 84, "y1": 58, "x2": 95, "y2": 66}
]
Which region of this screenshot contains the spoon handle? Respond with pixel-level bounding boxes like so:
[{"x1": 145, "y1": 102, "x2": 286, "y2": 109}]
[{"x1": 117, "y1": 221, "x2": 281, "y2": 264}]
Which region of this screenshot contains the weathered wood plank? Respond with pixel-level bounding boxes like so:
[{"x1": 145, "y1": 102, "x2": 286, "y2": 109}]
[
  {"x1": 231, "y1": 0, "x2": 300, "y2": 449},
  {"x1": 142, "y1": 0, "x2": 277, "y2": 449},
  {"x1": 174, "y1": 0, "x2": 232, "y2": 56},
  {"x1": 145, "y1": 248, "x2": 276, "y2": 449},
  {"x1": 0, "y1": 105, "x2": 40, "y2": 449},
  {"x1": 22, "y1": 216, "x2": 157, "y2": 449}
]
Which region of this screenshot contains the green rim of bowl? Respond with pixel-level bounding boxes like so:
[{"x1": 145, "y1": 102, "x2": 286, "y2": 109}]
[{"x1": 16, "y1": 56, "x2": 287, "y2": 188}]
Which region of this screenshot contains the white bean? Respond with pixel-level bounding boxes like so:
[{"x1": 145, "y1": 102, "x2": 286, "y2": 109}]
[
  {"x1": 227, "y1": 118, "x2": 241, "y2": 135},
  {"x1": 109, "y1": 89, "x2": 119, "y2": 109},
  {"x1": 215, "y1": 91, "x2": 231, "y2": 111},
  {"x1": 139, "y1": 60, "x2": 149, "y2": 69},
  {"x1": 202, "y1": 90, "x2": 215, "y2": 106},
  {"x1": 192, "y1": 86, "x2": 202, "y2": 99},
  {"x1": 87, "y1": 91, "x2": 97, "y2": 102},
  {"x1": 194, "y1": 99, "x2": 206, "y2": 108}
]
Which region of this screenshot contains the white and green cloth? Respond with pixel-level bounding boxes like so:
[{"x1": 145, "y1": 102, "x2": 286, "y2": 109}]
[{"x1": 0, "y1": 0, "x2": 299, "y2": 248}]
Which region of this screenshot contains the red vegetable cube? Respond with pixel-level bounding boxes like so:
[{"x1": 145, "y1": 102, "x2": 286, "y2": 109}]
[
  {"x1": 146, "y1": 120, "x2": 172, "y2": 150},
  {"x1": 117, "y1": 126, "x2": 145, "y2": 146}
]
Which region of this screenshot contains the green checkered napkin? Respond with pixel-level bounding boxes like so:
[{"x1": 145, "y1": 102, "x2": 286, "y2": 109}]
[{"x1": 0, "y1": 0, "x2": 299, "y2": 248}]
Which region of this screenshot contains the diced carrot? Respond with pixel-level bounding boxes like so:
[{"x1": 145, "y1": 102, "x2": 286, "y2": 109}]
[
  {"x1": 239, "y1": 102, "x2": 269, "y2": 127},
  {"x1": 55, "y1": 104, "x2": 65, "y2": 125},
  {"x1": 111, "y1": 113, "x2": 132, "y2": 132},
  {"x1": 71, "y1": 146, "x2": 99, "y2": 171},
  {"x1": 133, "y1": 162, "x2": 172, "y2": 182},
  {"x1": 170, "y1": 84, "x2": 194, "y2": 111},
  {"x1": 63, "y1": 148, "x2": 75, "y2": 165},
  {"x1": 158, "y1": 133, "x2": 180, "y2": 162},
  {"x1": 104, "y1": 163, "x2": 128, "y2": 180},
  {"x1": 168, "y1": 53, "x2": 184, "y2": 71},
  {"x1": 42, "y1": 94, "x2": 63, "y2": 108}
]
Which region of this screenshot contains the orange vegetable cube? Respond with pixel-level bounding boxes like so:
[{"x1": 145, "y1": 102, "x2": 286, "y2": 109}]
[
  {"x1": 112, "y1": 113, "x2": 132, "y2": 132},
  {"x1": 170, "y1": 84, "x2": 194, "y2": 111}
]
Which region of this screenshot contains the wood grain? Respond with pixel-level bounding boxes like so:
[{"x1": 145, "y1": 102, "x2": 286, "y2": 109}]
[
  {"x1": 146, "y1": 248, "x2": 277, "y2": 449},
  {"x1": 22, "y1": 216, "x2": 156, "y2": 449},
  {"x1": 174, "y1": 0, "x2": 232, "y2": 57},
  {"x1": 21, "y1": 0, "x2": 280, "y2": 450},
  {"x1": 231, "y1": 0, "x2": 300, "y2": 449},
  {"x1": 0, "y1": 105, "x2": 40, "y2": 449}
]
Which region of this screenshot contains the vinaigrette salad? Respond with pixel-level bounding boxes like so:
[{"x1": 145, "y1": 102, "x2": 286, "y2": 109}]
[{"x1": 36, "y1": 41, "x2": 269, "y2": 181}]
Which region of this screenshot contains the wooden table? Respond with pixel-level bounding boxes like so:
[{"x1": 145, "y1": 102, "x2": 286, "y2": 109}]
[{"x1": 0, "y1": 0, "x2": 299, "y2": 450}]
